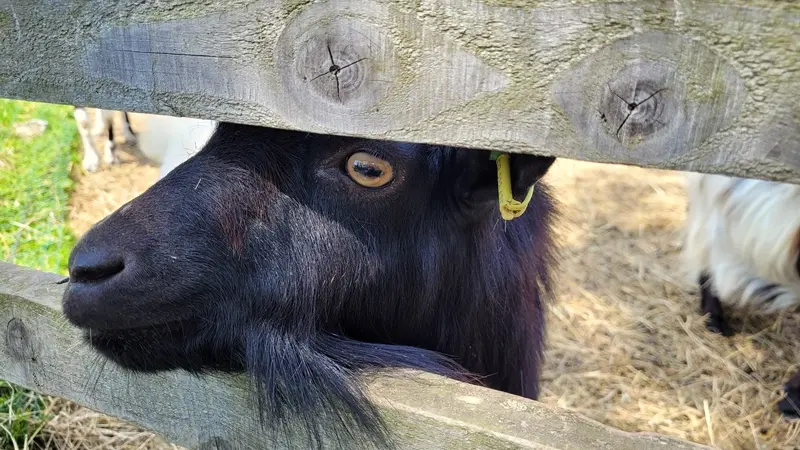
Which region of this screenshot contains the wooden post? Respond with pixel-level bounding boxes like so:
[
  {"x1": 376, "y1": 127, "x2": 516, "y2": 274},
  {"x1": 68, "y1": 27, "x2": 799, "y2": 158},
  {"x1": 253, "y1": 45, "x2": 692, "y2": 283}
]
[{"x1": 0, "y1": 0, "x2": 797, "y2": 182}]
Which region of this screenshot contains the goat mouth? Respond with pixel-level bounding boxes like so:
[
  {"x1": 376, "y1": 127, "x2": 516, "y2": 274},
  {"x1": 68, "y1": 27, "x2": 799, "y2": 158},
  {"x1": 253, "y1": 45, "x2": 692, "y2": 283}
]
[
  {"x1": 83, "y1": 318, "x2": 189, "y2": 336},
  {"x1": 81, "y1": 317, "x2": 237, "y2": 373},
  {"x1": 62, "y1": 282, "x2": 197, "y2": 331}
]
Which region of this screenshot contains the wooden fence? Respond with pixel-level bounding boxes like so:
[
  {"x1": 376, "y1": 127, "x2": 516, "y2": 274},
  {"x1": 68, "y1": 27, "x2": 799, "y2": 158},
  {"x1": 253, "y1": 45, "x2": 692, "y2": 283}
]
[
  {"x1": 0, "y1": 262, "x2": 710, "y2": 449},
  {"x1": 0, "y1": 0, "x2": 798, "y2": 448},
  {"x1": 0, "y1": 0, "x2": 798, "y2": 182}
]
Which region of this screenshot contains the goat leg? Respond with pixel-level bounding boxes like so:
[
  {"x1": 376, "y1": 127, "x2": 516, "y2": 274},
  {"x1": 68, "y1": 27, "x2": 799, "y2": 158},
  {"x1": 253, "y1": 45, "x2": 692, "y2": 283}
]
[
  {"x1": 778, "y1": 370, "x2": 800, "y2": 420},
  {"x1": 73, "y1": 107, "x2": 101, "y2": 172},
  {"x1": 699, "y1": 272, "x2": 734, "y2": 337},
  {"x1": 101, "y1": 117, "x2": 119, "y2": 166},
  {"x1": 121, "y1": 111, "x2": 137, "y2": 144}
]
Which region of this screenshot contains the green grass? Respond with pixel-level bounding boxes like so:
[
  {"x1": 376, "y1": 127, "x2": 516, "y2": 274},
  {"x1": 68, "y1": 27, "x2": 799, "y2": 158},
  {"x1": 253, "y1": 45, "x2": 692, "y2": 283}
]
[
  {"x1": 0, "y1": 99, "x2": 80, "y2": 449},
  {"x1": 0, "y1": 384, "x2": 52, "y2": 450},
  {"x1": 0, "y1": 99, "x2": 79, "y2": 273}
]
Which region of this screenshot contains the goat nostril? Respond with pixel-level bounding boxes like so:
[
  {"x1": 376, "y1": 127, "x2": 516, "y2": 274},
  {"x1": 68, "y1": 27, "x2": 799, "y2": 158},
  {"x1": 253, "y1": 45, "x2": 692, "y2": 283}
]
[{"x1": 70, "y1": 254, "x2": 125, "y2": 284}]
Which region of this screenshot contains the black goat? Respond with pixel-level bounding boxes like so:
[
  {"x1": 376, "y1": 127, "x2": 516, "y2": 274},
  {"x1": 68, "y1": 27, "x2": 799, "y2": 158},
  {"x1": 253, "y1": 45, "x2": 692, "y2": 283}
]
[{"x1": 61, "y1": 123, "x2": 558, "y2": 448}]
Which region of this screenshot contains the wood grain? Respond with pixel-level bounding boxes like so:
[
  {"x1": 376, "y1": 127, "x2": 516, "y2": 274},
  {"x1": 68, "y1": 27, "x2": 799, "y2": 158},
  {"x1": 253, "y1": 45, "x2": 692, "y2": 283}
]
[
  {"x1": 0, "y1": 0, "x2": 797, "y2": 182},
  {"x1": 0, "y1": 262, "x2": 712, "y2": 449}
]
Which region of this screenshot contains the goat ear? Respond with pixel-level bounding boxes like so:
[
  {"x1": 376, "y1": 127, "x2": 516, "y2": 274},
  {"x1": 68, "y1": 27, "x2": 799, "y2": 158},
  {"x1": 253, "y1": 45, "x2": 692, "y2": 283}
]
[
  {"x1": 459, "y1": 150, "x2": 556, "y2": 205},
  {"x1": 794, "y1": 230, "x2": 800, "y2": 276},
  {"x1": 795, "y1": 248, "x2": 800, "y2": 277}
]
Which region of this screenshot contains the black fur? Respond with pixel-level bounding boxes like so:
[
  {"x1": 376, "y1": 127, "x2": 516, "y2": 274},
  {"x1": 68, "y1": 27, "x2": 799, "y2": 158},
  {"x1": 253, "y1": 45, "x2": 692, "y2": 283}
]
[
  {"x1": 778, "y1": 370, "x2": 800, "y2": 420},
  {"x1": 62, "y1": 123, "x2": 558, "y2": 449},
  {"x1": 698, "y1": 272, "x2": 733, "y2": 337}
]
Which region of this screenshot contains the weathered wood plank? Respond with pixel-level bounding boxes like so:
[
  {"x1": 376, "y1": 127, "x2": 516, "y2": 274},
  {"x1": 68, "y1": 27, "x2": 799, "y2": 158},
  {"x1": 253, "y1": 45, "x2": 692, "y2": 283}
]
[
  {"x1": 0, "y1": 261, "x2": 710, "y2": 449},
  {"x1": 1, "y1": 1, "x2": 798, "y2": 182}
]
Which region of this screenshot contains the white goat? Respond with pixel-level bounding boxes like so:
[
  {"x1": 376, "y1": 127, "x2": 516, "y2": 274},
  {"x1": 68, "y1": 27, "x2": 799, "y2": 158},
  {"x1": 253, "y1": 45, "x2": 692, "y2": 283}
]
[
  {"x1": 132, "y1": 113, "x2": 216, "y2": 180},
  {"x1": 72, "y1": 108, "x2": 215, "y2": 179},
  {"x1": 683, "y1": 172, "x2": 800, "y2": 325},
  {"x1": 682, "y1": 172, "x2": 800, "y2": 418},
  {"x1": 73, "y1": 108, "x2": 137, "y2": 172}
]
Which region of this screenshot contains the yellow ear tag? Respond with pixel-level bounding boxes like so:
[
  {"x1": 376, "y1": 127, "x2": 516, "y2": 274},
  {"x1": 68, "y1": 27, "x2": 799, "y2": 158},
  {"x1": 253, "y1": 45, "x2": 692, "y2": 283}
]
[{"x1": 490, "y1": 152, "x2": 535, "y2": 221}]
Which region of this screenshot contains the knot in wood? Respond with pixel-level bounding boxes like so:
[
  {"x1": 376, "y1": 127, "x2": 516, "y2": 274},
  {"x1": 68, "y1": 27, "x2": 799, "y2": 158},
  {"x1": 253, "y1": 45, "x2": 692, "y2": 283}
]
[
  {"x1": 303, "y1": 41, "x2": 369, "y2": 103},
  {"x1": 5, "y1": 318, "x2": 36, "y2": 362},
  {"x1": 601, "y1": 76, "x2": 672, "y2": 141},
  {"x1": 277, "y1": 16, "x2": 395, "y2": 118},
  {"x1": 553, "y1": 31, "x2": 746, "y2": 163}
]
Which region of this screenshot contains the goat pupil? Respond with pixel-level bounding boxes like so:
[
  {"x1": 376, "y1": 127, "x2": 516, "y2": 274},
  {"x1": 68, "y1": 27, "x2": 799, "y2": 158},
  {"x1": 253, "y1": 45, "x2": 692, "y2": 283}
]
[{"x1": 353, "y1": 161, "x2": 383, "y2": 178}]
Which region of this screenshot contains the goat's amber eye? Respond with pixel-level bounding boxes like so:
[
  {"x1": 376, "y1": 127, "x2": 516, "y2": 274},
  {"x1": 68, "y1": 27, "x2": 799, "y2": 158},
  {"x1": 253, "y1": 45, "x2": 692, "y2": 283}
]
[{"x1": 346, "y1": 152, "x2": 394, "y2": 188}]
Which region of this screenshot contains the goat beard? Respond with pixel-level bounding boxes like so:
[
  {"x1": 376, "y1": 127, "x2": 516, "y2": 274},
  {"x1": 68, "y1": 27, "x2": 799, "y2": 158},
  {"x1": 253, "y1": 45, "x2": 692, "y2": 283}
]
[{"x1": 244, "y1": 326, "x2": 472, "y2": 450}]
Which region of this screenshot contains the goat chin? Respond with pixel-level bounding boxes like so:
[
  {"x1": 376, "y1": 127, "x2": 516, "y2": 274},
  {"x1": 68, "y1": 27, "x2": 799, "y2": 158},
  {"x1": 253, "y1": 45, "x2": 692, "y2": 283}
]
[
  {"x1": 131, "y1": 113, "x2": 217, "y2": 179},
  {"x1": 682, "y1": 172, "x2": 800, "y2": 315}
]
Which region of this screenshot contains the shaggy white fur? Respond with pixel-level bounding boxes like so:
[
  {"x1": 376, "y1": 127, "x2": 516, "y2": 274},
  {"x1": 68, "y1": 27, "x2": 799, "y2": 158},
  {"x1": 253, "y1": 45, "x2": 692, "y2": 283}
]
[
  {"x1": 132, "y1": 113, "x2": 216, "y2": 179},
  {"x1": 682, "y1": 172, "x2": 800, "y2": 314}
]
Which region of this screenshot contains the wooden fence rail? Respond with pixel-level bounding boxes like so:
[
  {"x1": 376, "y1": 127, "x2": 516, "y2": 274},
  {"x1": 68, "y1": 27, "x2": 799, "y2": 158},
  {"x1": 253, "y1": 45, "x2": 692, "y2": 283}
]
[
  {"x1": 0, "y1": 261, "x2": 712, "y2": 449},
  {"x1": 1, "y1": 0, "x2": 798, "y2": 182},
  {"x1": 0, "y1": 1, "x2": 795, "y2": 448}
]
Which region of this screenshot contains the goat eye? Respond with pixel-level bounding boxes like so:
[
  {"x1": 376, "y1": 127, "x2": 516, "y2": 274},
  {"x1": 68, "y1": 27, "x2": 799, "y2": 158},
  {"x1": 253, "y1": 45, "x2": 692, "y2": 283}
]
[{"x1": 346, "y1": 152, "x2": 394, "y2": 188}]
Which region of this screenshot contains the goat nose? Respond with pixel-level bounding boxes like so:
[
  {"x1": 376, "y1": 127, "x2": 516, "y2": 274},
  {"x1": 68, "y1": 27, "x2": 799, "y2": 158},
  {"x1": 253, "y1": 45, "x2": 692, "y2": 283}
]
[{"x1": 69, "y1": 247, "x2": 125, "y2": 284}]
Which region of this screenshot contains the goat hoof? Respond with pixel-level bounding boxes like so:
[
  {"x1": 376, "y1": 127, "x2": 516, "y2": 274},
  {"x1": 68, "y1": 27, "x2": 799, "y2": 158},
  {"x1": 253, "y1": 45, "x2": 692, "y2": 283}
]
[
  {"x1": 705, "y1": 316, "x2": 734, "y2": 337},
  {"x1": 778, "y1": 384, "x2": 800, "y2": 420},
  {"x1": 82, "y1": 159, "x2": 100, "y2": 173},
  {"x1": 102, "y1": 141, "x2": 119, "y2": 166}
]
